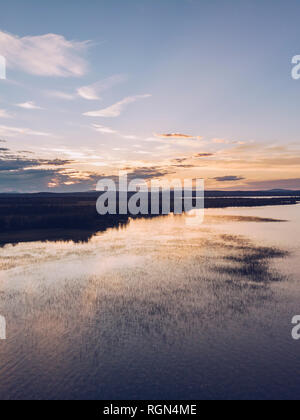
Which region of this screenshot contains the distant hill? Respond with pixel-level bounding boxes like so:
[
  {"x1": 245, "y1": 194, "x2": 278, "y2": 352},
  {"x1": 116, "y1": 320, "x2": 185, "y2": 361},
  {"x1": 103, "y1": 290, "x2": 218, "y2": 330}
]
[
  {"x1": 0, "y1": 190, "x2": 300, "y2": 197},
  {"x1": 267, "y1": 189, "x2": 294, "y2": 193}
]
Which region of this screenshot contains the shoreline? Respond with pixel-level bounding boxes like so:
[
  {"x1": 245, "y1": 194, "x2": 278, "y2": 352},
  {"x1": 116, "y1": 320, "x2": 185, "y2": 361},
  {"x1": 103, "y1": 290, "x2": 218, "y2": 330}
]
[{"x1": 0, "y1": 197, "x2": 297, "y2": 246}]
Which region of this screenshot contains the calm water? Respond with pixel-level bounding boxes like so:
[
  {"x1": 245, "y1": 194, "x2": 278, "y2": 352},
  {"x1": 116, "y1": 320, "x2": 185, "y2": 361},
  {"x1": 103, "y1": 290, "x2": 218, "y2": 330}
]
[{"x1": 0, "y1": 204, "x2": 300, "y2": 400}]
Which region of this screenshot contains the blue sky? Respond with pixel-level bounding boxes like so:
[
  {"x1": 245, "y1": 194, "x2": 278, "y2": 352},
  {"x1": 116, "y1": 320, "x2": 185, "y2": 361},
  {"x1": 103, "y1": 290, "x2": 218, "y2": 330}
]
[{"x1": 1, "y1": 0, "x2": 300, "y2": 191}]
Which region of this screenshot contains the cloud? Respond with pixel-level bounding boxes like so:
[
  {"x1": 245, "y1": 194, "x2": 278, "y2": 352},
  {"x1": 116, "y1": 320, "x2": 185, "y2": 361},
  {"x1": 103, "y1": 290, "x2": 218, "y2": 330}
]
[
  {"x1": 46, "y1": 91, "x2": 76, "y2": 100},
  {"x1": 92, "y1": 124, "x2": 117, "y2": 134},
  {"x1": 0, "y1": 30, "x2": 89, "y2": 77},
  {"x1": 83, "y1": 94, "x2": 151, "y2": 117},
  {"x1": 0, "y1": 109, "x2": 13, "y2": 118},
  {"x1": 156, "y1": 133, "x2": 192, "y2": 139},
  {"x1": 121, "y1": 166, "x2": 174, "y2": 180},
  {"x1": 213, "y1": 176, "x2": 245, "y2": 182},
  {"x1": 155, "y1": 133, "x2": 203, "y2": 140},
  {"x1": 121, "y1": 134, "x2": 138, "y2": 140},
  {"x1": 77, "y1": 86, "x2": 99, "y2": 100},
  {"x1": 45, "y1": 75, "x2": 127, "y2": 102},
  {"x1": 16, "y1": 101, "x2": 43, "y2": 110},
  {"x1": 77, "y1": 74, "x2": 127, "y2": 100},
  {"x1": 0, "y1": 145, "x2": 102, "y2": 192},
  {"x1": 172, "y1": 158, "x2": 189, "y2": 163},
  {"x1": 0, "y1": 158, "x2": 69, "y2": 172},
  {"x1": 0, "y1": 145, "x2": 71, "y2": 172},
  {"x1": 91, "y1": 124, "x2": 138, "y2": 140},
  {"x1": 194, "y1": 153, "x2": 214, "y2": 158},
  {"x1": 172, "y1": 163, "x2": 195, "y2": 168},
  {"x1": 212, "y1": 138, "x2": 229, "y2": 144},
  {"x1": 244, "y1": 178, "x2": 300, "y2": 190},
  {"x1": 170, "y1": 154, "x2": 214, "y2": 169},
  {"x1": 0, "y1": 124, "x2": 51, "y2": 137},
  {"x1": 0, "y1": 166, "x2": 104, "y2": 192}
]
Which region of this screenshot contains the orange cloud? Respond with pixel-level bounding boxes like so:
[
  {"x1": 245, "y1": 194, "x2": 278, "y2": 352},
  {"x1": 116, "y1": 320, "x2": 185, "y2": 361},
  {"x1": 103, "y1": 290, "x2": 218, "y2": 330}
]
[{"x1": 155, "y1": 133, "x2": 202, "y2": 140}]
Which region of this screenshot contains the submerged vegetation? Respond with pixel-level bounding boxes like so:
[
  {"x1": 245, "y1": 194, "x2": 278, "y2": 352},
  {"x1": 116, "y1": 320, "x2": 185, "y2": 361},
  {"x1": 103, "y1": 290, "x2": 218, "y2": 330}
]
[{"x1": 214, "y1": 235, "x2": 288, "y2": 283}]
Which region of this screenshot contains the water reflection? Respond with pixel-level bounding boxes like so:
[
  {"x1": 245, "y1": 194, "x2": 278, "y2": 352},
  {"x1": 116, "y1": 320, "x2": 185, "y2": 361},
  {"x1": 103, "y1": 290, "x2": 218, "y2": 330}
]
[{"x1": 0, "y1": 207, "x2": 299, "y2": 399}]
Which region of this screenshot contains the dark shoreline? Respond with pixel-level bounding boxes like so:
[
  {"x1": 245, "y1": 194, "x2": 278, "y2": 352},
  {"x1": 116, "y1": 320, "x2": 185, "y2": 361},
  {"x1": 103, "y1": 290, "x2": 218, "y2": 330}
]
[{"x1": 0, "y1": 192, "x2": 299, "y2": 246}]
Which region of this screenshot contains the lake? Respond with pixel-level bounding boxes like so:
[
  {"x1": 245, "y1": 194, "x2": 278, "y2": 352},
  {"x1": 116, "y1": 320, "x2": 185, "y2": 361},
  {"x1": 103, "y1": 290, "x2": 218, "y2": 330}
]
[{"x1": 0, "y1": 204, "x2": 299, "y2": 400}]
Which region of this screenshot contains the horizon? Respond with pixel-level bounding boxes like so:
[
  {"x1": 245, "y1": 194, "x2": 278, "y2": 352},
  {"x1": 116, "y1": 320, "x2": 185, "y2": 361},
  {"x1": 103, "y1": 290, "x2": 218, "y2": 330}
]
[{"x1": 1, "y1": 187, "x2": 300, "y2": 195}]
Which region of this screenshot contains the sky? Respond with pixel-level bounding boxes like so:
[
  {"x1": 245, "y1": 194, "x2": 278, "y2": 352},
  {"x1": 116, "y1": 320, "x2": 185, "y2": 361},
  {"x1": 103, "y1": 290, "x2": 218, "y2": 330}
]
[{"x1": 1, "y1": 0, "x2": 300, "y2": 192}]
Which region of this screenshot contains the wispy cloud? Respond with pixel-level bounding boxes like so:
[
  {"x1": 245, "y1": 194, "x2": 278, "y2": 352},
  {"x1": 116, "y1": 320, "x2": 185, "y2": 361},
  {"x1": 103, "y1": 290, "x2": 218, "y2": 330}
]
[
  {"x1": 0, "y1": 30, "x2": 89, "y2": 77},
  {"x1": 0, "y1": 109, "x2": 13, "y2": 118},
  {"x1": 16, "y1": 101, "x2": 43, "y2": 110},
  {"x1": 77, "y1": 75, "x2": 126, "y2": 100},
  {"x1": 46, "y1": 90, "x2": 76, "y2": 100},
  {"x1": 83, "y1": 94, "x2": 151, "y2": 117},
  {"x1": 0, "y1": 124, "x2": 51, "y2": 137},
  {"x1": 121, "y1": 166, "x2": 174, "y2": 180},
  {"x1": 91, "y1": 123, "x2": 139, "y2": 140},
  {"x1": 213, "y1": 176, "x2": 245, "y2": 182},
  {"x1": 92, "y1": 124, "x2": 118, "y2": 134},
  {"x1": 212, "y1": 138, "x2": 229, "y2": 144},
  {"x1": 121, "y1": 134, "x2": 138, "y2": 140},
  {"x1": 45, "y1": 75, "x2": 127, "y2": 102},
  {"x1": 245, "y1": 178, "x2": 300, "y2": 190},
  {"x1": 194, "y1": 153, "x2": 214, "y2": 158},
  {"x1": 155, "y1": 133, "x2": 203, "y2": 140}
]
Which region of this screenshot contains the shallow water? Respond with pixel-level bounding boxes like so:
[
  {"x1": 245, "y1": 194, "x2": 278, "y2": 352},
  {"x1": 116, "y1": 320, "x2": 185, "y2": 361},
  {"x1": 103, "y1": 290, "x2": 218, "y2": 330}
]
[{"x1": 0, "y1": 204, "x2": 299, "y2": 400}]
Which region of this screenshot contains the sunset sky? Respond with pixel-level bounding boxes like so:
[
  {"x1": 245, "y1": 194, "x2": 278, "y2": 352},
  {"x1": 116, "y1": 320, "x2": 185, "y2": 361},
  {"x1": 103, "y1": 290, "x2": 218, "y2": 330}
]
[{"x1": 1, "y1": 0, "x2": 300, "y2": 192}]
